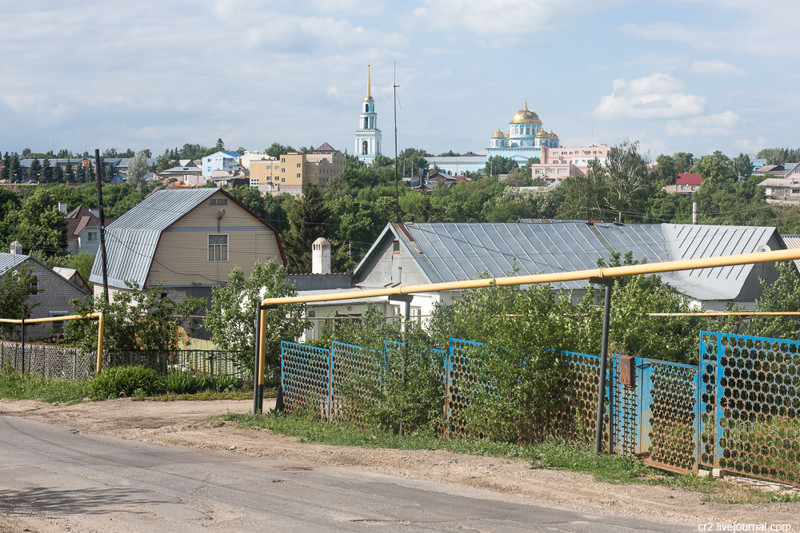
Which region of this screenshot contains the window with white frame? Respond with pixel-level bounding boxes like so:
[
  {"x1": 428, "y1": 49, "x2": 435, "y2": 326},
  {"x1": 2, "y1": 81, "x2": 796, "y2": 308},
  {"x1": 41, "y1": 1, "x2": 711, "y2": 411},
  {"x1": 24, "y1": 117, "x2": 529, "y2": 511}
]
[{"x1": 208, "y1": 234, "x2": 228, "y2": 262}]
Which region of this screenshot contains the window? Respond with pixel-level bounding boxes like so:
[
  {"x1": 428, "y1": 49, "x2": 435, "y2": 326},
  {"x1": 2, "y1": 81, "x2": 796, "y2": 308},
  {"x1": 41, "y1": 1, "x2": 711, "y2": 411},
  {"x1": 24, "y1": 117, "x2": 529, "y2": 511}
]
[
  {"x1": 281, "y1": 158, "x2": 285, "y2": 163},
  {"x1": 87, "y1": 231, "x2": 97, "y2": 241},
  {"x1": 296, "y1": 163, "x2": 301, "y2": 168},
  {"x1": 210, "y1": 198, "x2": 228, "y2": 206},
  {"x1": 50, "y1": 312, "x2": 68, "y2": 335},
  {"x1": 392, "y1": 239, "x2": 400, "y2": 254},
  {"x1": 208, "y1": 234, "x2": 228, "y2": 262}
]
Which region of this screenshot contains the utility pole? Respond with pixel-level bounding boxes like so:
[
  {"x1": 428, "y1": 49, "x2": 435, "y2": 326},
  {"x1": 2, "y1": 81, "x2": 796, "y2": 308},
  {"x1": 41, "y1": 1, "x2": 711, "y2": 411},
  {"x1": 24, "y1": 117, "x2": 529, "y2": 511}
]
[{"x1": 95, "y1": 149, "x2": 110, "y2": 304}]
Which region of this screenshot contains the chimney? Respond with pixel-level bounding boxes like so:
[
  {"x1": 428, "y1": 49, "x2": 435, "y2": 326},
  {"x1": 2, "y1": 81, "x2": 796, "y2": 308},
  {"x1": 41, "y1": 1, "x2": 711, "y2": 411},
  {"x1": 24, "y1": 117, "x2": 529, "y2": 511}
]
[
  {"x1": 692, "y1": 202, "x2": 699, "y2": 225},
  {"x1": 312, "y1": 237, "x2": 331, "y2": 275},
  {"x1": 10, "y1": 241, "x2": 22, "y2": 255},
  {"x1": 58, "y1": 202, "x2": 68, "y2": 214}
]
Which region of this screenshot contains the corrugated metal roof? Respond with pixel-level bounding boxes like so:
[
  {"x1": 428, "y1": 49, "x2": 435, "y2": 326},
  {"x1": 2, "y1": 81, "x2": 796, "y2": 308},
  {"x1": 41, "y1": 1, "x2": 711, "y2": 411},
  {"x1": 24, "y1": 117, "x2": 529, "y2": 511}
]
[
  {"x1": 89, "y1": 188, "x2": 220, "y2": 288},
  {"x1": 0, "y1": 252, "x2": 29, "y2": 274},
  {"x1": 780, "y1": 234, "x2": 800, "y2": 271},
  {"x1": 359, "y1": 221, "x2": 782, "y2": 300}
]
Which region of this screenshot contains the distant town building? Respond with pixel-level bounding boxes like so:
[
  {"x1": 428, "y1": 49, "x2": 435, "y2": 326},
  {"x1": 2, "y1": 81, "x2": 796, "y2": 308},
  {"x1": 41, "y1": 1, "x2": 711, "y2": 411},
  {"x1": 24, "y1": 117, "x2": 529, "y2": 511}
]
[
  {"x1": 201, "y1": 151, "x2": 242, "y2": 178},
  {"x1": 354, "y1": 65, "x2": 382, "y2": 165},
  {"x1": 663, "y1": 173, "x2": 704, "y2": 195},
  {"x1": 249, "y1": 143, "x2": 346, "y2": 195},
  {"x1": 426, "y1": 104, "x2": 608, "y2": 179}
]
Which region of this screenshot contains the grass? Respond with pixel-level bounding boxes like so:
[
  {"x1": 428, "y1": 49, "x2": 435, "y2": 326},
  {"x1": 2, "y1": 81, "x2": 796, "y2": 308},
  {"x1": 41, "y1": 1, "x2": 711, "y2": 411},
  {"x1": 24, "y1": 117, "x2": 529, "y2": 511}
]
[
  {"x1": 0, "y1": 370, "x2": 90, "y2": 405},
  {"x1": 0, "y1": 365, "x2": 257, "y2": 404},
  {"x1": 221, "y1": 410, "x2": 800, "y2": 504}
]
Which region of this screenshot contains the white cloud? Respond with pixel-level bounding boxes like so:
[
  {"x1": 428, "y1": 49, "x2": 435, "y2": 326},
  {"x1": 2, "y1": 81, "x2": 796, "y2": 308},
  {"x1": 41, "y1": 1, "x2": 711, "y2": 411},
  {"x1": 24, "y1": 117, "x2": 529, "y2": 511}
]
[
  {"x1": 687, "y1": 60, "x2": 746, "y2": 77},
  {"x1": 410, "y1": 0, "x2": 604, "y2": 36},
  {"x1": 306, "y1": 0, "x2": 387, "y2": 15},
  {"x1": 665, "y1": 111, "x2": 741, "y2": 137},
  {"x1": 594, "y1": 73, "x2": 706, "y2": 119}
]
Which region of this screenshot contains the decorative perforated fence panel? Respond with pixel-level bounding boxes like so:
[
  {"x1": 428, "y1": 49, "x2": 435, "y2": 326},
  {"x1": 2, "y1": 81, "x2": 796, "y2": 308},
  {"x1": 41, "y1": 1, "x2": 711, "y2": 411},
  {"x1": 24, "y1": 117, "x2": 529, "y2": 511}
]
[
  {"x1": 447, "y1": 338, "x2": 494, "y2": 438},
  {"x1": 0, "y1": 341, "x2": 93, "y2": 379},
  {"x1": 639, "y1": 359, "x2": 700, "y2": 473},
  {"x1": 559, "y1": 350, "x2": 610, "y2": 445},
  {"x1": 614, "y1": 357, "x2": 638, "y2": 458},
  {"x1": 281, "y1": 341, "x2": 330, "y2": 418},
  {"x1": 330, "y1": 342, "x2": 382, "y2": 426},
  {"x1": 700, "y1": 331, "x2": 800, "y2": 486}
]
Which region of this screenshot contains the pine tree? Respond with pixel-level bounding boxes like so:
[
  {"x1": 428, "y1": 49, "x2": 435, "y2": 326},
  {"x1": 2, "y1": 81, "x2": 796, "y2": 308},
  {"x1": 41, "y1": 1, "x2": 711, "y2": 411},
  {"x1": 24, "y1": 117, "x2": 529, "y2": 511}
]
[
  {"x1": 0, "y1": 152, "x2": 9, "y2": 181},
  {"x1": 283, "y1": 183, "x2": 331, "y2": 273},
  {"x1": 28, "y1": 158, "x2": 42, "y2": 182},
  {"x1": 65, "y1": 160, "x2": 75, "y2": 182},
  {"x1": 42, "y1": 158, "x2": 53, "y2": 183},
  {"x1": 10, "y1": 154, "x2": 21, "y2": 183}
]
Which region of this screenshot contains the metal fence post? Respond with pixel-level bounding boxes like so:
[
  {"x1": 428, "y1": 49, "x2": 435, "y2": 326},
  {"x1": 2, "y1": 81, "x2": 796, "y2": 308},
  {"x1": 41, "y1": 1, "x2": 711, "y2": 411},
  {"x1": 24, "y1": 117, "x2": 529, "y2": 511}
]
[
  {"x1": 20, "y1": 318, "x2": 25, "y2": 374},
  {"x1": 590, "y1": 277, "x2": 613, "y2": 455},
  {"x1": 253, "y1": 303, "x2": 262, "y2": 414}
]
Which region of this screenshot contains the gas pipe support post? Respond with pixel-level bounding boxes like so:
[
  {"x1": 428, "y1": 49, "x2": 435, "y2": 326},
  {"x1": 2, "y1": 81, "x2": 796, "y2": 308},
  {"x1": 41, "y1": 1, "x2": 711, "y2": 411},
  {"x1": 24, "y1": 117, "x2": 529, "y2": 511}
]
[{"x1": 590, "y1": 276, "x2": 614, "y2": 455}]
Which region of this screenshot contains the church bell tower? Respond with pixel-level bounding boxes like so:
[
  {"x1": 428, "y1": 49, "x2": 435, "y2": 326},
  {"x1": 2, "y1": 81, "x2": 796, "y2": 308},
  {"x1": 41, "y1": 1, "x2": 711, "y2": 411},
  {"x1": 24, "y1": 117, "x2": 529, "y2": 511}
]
[{"x1": 354, "y1": 65, "x2": 382, "y2": 164}]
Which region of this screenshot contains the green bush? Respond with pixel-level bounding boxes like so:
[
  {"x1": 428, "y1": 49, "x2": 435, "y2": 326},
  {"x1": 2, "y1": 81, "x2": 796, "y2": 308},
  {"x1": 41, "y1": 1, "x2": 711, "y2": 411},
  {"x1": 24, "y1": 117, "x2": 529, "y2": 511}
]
[
  {"x1": 89, "y1": 365, "x2": 159, "y2": 399},
  {"x1": 206, "y1": 374, "x2": 245, "y2": 393},
  {"x1": 161, "y1": 370, "x2": 207, "y2": 394}
]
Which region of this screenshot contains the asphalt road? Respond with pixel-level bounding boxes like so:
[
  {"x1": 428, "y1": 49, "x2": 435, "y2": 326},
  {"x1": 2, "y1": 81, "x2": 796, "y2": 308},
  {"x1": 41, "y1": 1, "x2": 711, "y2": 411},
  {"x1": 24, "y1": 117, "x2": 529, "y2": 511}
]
[{"x1": 0, "y1": 416, "x2": 692, "y2": 532}]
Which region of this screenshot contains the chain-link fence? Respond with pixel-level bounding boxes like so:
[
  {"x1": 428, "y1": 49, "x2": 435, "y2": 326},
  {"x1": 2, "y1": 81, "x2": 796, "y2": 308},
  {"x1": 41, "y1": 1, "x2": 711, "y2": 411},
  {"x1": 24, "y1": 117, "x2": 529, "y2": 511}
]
[
  {"x1": 0, "y1": 340, "x2": 95, "y2": 380},
  {"x1": 104, "y1": 350, "x2": 247, "y2": 378}
]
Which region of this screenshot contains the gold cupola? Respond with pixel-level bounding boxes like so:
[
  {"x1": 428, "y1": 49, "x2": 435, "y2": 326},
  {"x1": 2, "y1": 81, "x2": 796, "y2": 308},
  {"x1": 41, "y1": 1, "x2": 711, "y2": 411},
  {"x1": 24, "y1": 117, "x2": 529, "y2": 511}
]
[
  {"x1": 510, "y1": 102, "x2": 541, "y2": 124},
  {"x1": 363, "y1": 64, "x2": 374, "y2": 102}
]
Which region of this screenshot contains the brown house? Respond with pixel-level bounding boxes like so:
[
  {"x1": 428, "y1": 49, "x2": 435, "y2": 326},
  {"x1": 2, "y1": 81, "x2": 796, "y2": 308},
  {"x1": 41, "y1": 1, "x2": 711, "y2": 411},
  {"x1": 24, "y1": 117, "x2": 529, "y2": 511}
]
[{"x1": 89, "y1": 188, "x2": 285, "y2": 305}]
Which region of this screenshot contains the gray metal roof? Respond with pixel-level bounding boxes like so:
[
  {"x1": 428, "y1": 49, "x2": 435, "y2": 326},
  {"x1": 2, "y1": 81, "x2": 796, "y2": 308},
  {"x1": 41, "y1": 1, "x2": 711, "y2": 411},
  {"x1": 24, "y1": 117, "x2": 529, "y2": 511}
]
[
  {"x1": 0, "y1": 252, "x2": 29, "y2": 275},
  {"x1": 356, "y1": 221, "x2": 782, "y2": 301},
  {"x1": 90, "y1": 188, "x2": 220, "y2": 288}
]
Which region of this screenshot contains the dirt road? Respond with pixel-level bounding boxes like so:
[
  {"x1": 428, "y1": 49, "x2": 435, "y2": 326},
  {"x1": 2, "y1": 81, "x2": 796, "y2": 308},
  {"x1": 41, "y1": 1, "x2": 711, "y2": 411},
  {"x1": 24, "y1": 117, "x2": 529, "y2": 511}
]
[{"x1": 1, "y1": 398, "x2": 797, "y2": 531}]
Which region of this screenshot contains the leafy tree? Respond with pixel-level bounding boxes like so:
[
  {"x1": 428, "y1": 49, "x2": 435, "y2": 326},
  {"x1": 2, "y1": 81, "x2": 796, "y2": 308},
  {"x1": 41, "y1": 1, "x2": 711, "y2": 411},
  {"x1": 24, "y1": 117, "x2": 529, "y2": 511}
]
[
  {"x1": 126, "y1": 150, "x2": 150, "y2": 191},
  {"x1": 733, "y1": 153, "x2": 753, "y2": 179},
  {"x1": 484, "y1": 155, "x2": 518, "y2": 176},
  {"x1": 757, "y1": 147, "x2": 800, "y2": 165},
  {"x1": 555, "y1": 160, "x2": 608, "y2": 220},
  {"x1": 228, "y1": 185, "x2": 290, "y2": 232},
  {"x1": 0, "y1": 261, "x2": 39, "y2": 339},
  {"x1": 40, "y1": 252, "x2": 95, "y2": 289},
  {"x1": 283, "y1": 184, "x2": 331, "y2": 272},
  {"x1": 372, "y1": 154, "x2": 394, "y2": 168},
  {"x1": 673, "y1": 152, "x2": 694, "y2": 174},
  {"x1": 653, "y1": 154, "x2": 676, "y2": 185},
  {"x1": 604, "y1": 139, "x2": 654, "y2": 222},
  {"x1": 68, "y1": 282, "x2": 204, "y2": 354},
  {"x1": 266, "y1": 142, "x2": 296, "y2": 158},
  {"x1": 11, "y1": 188, "x2": 67, "y2": 254},
  {"x1": 692, "y1": 152, "x2": 735, "y2": 184},
  {"x1": 398, "y1": 147, "x2": 432, "y2": 177},
  {"x1": 203, "y1": 260, "x2": 308, "y2": 375},
  {"x1": 748, "y1": 261, "x2": 800, "y2": 340}
]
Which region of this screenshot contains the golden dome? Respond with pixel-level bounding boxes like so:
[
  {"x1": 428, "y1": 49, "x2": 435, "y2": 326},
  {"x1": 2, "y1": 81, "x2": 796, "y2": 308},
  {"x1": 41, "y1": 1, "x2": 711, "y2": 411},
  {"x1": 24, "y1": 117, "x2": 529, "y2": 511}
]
[
  {"x1": 535, "y1": 130, "x2": 547, "y2": 137},
  {"x1": 549, "y1": 130, "x2": 559, "y2": 140},
  {"x1": 491, "y1": 128, "x2": 506, "y2": 138},
  {"x1": 510, "y1": 102, "x2": 541, "y2": 124}
]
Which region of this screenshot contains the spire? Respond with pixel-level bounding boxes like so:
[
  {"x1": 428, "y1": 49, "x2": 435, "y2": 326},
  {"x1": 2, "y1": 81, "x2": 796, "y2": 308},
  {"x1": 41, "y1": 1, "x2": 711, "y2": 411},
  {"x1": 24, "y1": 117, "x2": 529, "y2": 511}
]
[{"x1": 364, "y1": 64, "x2": 374, "y2": 102}]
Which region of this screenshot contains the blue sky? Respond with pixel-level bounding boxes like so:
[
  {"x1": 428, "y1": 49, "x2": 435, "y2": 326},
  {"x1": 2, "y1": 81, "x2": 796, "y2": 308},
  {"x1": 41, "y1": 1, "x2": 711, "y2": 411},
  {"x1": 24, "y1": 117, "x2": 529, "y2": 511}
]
[{"x1": 1, "y1": 1, "x2": 797, "y2": 160}]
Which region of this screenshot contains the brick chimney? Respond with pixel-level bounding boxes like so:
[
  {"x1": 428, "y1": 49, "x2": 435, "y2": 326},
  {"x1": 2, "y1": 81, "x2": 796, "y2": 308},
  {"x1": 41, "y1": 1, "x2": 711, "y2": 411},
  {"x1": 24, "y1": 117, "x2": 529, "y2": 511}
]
[{"x1": 312, "y1": 237, "x2": 331, "y2": 275}]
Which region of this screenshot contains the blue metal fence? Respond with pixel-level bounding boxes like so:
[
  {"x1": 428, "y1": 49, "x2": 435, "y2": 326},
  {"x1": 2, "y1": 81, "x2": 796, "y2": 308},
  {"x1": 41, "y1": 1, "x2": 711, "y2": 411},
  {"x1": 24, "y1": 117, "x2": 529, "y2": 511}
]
[{"x1": 281, "y1": 332, "x2": 800, "y2": 487}]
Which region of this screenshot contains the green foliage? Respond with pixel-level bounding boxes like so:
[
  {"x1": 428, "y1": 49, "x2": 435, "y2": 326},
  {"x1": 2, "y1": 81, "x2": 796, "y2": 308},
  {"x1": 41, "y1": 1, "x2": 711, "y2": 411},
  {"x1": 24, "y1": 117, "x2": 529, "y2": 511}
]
[
  {"x1": 757, "y1": 147, "x2": 800, "y2": 165},
  {"x1": 0, "y1": 261, "x2": 39, "y2": 338},
  {"x1": 283, "y1": 183, "x2": 331, "y2": 273},
  {"x1": 6, "y1": 187, "x2": 67, "y2": 254},
  {"x1": 126, "y1": 150, "x2": 150, "y2": 191},
  {"x1": 67, "y1": 282, "x2": 205, "y2": 354},
  {"x1": 750, "y1": 261, "x2": 800, "y2": 340},
  {"x1": 204, "y1": 260, "x2": 308, "y2": 375},
  {"x1": 484, "y1": 155, "x2": 518, "y2": 176},
  {"x1": 89, "y1": 365, "x2": 160, "y2": 399},
  {"x1": 0, "y1": 364, "x2": 89, "y2": 404},
  {"x1": 228, "y1": 185, "x2": 290, "y2": 232}
]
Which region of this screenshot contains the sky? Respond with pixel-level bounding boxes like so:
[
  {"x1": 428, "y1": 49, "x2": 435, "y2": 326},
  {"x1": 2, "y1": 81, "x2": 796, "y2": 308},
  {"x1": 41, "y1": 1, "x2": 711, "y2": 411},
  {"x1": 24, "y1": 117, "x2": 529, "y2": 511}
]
[{"x1": 1, "y1": 0, "x2": 798, "y2": 161}]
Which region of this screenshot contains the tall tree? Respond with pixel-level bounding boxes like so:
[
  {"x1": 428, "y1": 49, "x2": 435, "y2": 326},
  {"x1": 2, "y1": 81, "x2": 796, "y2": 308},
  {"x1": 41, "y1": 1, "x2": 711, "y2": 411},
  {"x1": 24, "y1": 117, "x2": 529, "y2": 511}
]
[
  {"x1": 673, "y1": 152, "x2": 694, "y2": 174},
  {"x1": 126, "y1": 150, "x2": 150, "y2": 190},
  {"x1": 0, "y1": 152, "x2": 9, "y2": 181},
  {"x1": 28, "y1": 158, "x2": 42, "y2": 182},
  {"x1": 0, "y1": 261, "x2": 39, "y2": 338},
  {"x1": 64, "y1": 160, "x2": 75, "y2": 182},
  {"x1": 733, "y1": 153, "x2": 753, "y2": 179},
  {"x1": 203, "y1": 260, "x2": 308, "y2": 374},
  {"x1": 283, "y1": 183, "x2": 331, "y2": 273},
  {"x1": 41, "y1": 158, "x2": 53, "y2": 183},
  {"x1": 604, "y1": 139, "x2": 653, "y2": 222}
]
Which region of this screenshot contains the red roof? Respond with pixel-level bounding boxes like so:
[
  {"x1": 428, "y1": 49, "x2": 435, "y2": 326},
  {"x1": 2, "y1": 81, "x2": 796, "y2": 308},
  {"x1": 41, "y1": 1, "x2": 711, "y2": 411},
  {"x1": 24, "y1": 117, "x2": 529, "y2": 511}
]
[{"x1": 676, "y1": 173, "x2": 704, "y2": 186}]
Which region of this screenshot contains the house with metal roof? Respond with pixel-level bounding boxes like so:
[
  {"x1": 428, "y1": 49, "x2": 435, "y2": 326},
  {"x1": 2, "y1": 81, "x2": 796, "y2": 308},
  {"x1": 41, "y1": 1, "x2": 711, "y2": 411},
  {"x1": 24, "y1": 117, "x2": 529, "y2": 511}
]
[
  {"x1": 89, "y1": 188, "x2": 285, "y2": 306},
  {"x1": 327, "y1": 221, "x2": 788, "y2": 320},
  {"x1": 201, "y1": 151, "x2": 242, "y2": 178},
  {"x1": 1, "y1": 243, "x2": 90, "y2": 340}
]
